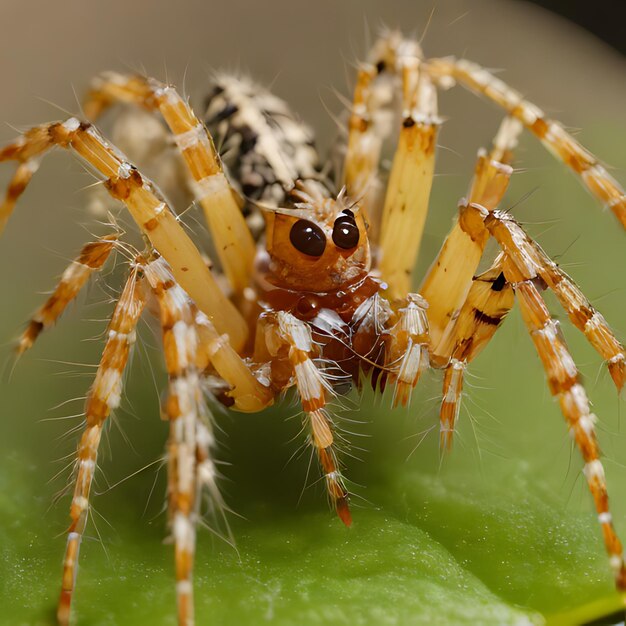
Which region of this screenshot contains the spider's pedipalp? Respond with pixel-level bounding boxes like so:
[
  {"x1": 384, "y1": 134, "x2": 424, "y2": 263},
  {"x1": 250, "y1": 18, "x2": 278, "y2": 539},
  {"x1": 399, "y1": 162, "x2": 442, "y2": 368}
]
[
  {"x1": 505, "y1": 263, "x2": 626, "y2": 589},
  {"x1": 426, "y1": 57, "x2": 626, "y2": 228},
  {"x1": 57, "y1": 265, "x2": 145, "y2": 626},
  {"x1": 0, "y1": 118, "x2": 248, "y2": 350},
  {"x1": 84, "y1": 73, "x2": 256, "y2": 295},
  {"x1": 384, "y1": 293, "x2": 430, "y2": 408},
  {"x1": 18, "y1": 234, "x2": 118, "y2": 354}
]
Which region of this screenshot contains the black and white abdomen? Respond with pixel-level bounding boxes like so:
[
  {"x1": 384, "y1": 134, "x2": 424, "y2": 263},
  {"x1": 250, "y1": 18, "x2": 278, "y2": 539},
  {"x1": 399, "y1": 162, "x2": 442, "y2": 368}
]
[{"x1": 203, "y1": 74, "x2": 332, "y2": 213}]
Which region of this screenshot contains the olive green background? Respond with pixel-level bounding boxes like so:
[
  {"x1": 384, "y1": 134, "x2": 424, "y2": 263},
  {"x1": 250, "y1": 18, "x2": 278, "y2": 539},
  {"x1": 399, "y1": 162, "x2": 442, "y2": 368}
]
[{"x1": 0, "y1": 1, "x2": 625, "y2": 624}]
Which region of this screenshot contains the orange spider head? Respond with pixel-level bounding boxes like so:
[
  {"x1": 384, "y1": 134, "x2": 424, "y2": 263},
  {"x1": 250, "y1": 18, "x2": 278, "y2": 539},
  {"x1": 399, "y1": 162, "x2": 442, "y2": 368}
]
[{"x1": 263, "y1": 188, "x2": 371, "y2": 293}]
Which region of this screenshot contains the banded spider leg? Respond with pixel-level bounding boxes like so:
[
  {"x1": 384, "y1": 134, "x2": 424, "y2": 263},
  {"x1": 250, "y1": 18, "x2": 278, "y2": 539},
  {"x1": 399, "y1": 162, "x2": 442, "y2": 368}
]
[
  {"x1": 351, "y1": 32, "x2": 626, "y2": 590},
  {"x1": 57, "y1": 265, "x2": 145, "y2": 625},
  {"x1": 0, "y1": 118, "x2": 248, "y2": 349},
  {"x1": 82, "y1": 72, "x2": 256, "y2": 295},
  {"x1": 256, "y1": 311, "x2": 352, "y2": 525},
  {"x1": 425, "y1": 55, "x2": 626, "y2": 228},
  {"x1": 0, "y1": 111, "x2": 271, "y2": 624}
]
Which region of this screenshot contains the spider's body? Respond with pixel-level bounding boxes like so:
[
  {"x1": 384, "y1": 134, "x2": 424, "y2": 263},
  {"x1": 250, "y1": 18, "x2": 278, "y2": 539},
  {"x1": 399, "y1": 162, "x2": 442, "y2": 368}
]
[{"x1": 2, "y1": 31, "x2": 626, "y2": 626}]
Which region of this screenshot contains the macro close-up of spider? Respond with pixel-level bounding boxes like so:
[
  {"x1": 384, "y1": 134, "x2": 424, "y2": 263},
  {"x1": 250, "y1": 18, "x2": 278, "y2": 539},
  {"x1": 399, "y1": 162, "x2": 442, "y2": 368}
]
[{"x1": 1, "y1": 2, "x2": 626, "y2": 626}]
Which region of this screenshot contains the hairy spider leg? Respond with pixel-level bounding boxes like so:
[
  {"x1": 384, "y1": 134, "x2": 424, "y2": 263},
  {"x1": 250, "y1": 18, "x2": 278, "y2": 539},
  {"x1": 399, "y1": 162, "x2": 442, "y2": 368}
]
[
  {"x1": 57, "y1": 266, "x2": 145, "y2": 626},
  {"x1": 421, "y1": 116, "x2": 521, "y2": 353},
  {"x1": 342, "y1": 33, "x2": 423, "y2": 242},
  {"x1": 504, "y1": 255, "x2": 626, "y2": 590},
  {"x1": 84, "y1": 73, "x2": 256, "y2": 295},
  {"x1": 264, "y1": 311, "x2": 352, "y2": 526},
  {"x1": 377, "y1": 60, "x2": 440, "y2": 299},
  {"x1": 18, "y1": 234, "x2": 118, "y2": 354},
  {"x1": 193, "y1": 306, "x2": 273, "y2": 412},
  {"x1": 343, "y1": 32, "x2": 441, "y2": 297},
  {"x1": 482, "y1": 206, "x2": 626, "y2": 391},
  {"x1": 436, "y1": 258, "x2": 515, "y2": 451},
  {"x1": 0, "y1": 119, "x2": 248, "y2": 350},
  {"x1": 426, "y1": 56, "x2": 626, "y2": 229},
  {"x1": 0, "y1": 159, "x2": 39, "y2": 235},
  {"x1": 144, "y1": 255, "x2": 212, "y2": 626}
]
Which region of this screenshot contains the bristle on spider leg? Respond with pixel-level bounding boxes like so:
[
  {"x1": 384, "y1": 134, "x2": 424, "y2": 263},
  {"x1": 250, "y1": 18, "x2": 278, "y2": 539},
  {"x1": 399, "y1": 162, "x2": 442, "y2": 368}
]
[
  {"x1": 509, "y1": 270, "x2": 626, "y2": 590},
  {"x1": 57, "y1": 265, "x2": 145, "y2": 626},
  {"x1": 18, "y1": 235, "x2": 118, "y2": 355}
]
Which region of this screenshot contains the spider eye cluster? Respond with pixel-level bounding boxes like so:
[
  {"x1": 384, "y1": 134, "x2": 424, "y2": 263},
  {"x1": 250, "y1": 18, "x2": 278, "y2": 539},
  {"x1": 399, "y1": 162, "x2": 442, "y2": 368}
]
[
  {"x1": 289, "y1": 219, "x2": 326, "y2": 256},
  {"x1": 332, "y1": 209, "x2": 359, "y2": 249}
]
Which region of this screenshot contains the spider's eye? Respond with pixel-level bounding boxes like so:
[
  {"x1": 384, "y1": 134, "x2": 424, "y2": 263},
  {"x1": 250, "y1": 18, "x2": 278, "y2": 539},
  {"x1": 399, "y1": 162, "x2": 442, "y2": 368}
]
[
  {"x1": 289, "y1": 219, "x2": 326, "y2": 256},
  {"x1": 332, "y1": 215, "x2": 360, "y2": 249}
]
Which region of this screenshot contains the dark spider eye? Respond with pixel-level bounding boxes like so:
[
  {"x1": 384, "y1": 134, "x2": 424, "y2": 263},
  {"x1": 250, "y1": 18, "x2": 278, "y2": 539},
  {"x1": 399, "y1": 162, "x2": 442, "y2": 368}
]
[
  {"x1": 289, "y1": 219, "x2": 326, "y2": 256},
  {"x1": 332, "y1": 215, "x2": 360, "y2": 249}
]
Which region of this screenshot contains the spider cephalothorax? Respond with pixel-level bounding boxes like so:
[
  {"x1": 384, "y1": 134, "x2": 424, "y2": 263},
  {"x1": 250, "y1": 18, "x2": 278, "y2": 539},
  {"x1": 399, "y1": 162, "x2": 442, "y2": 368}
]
[
  {"x1": 2, "y1": 29, "x2": 626, "y2": 626},
  {"x1": 263, "y1": 188, "x2": 371, "y2": 292}
]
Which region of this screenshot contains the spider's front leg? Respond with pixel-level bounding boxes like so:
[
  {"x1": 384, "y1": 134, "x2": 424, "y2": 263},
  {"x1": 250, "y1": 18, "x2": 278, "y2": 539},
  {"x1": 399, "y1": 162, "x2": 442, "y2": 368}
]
[
  {"x1": 143, "y1": 254, "x2": 274, "y2": 626},
  {"x1": 259, "y1": 311, "x2": 352, "y2": 525},
  {"x1": 434, "y1": 256, "x2": 515, "y2": 451},
  {"x1": 510, "y1": 258, "x2": 626, "y2": 588},
  {"x1": 57, "y1": 265, "x2": 145, "y2": 626},
  {"x1": 82, "y1": 73, "x2": 255, "y2": 295},
  {"x1": 0, "y1": 118, "x2": 248, "y2": 349}
]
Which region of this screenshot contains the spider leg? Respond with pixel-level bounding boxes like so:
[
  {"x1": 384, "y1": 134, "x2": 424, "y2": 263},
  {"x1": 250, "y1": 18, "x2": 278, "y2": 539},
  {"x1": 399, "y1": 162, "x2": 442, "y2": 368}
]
[
  {"x1": 143, "y1": 255, "x2": 208, "y2": 626},
  {"x1": 343, "y1": 32, "x2": 441, "y2": 299},
  {"x1": 83, "y1": 73, "x2": 255, "y2": 294},
  {"x1": 481, "y1": 205, "x2": 626, "y2": 390},
  {"x1": 421, "y1": 116, "x2": 521, "y2": 352},
  {"x1": 502, "y1": 256, "x2": 626, "y2": 589},
  {"x1": 0, "y1": 159, "x2": 39, "y2": 235},
  {"x1": 143, "y1": 254, "x2": 274, "y2": 625},
  {"x1": 342, "y1": 32, "x2": 424, "y2": 241},
  {"x1": 57, "y1": 265, "x2": 145, "y2": 626},
  {"x1": 18, "y1": 234, "x2": 118, "y2": 354},
  {"x1": 194, "y1": 307, "x2": 273, "y2": 412},
  {"x1": 384, "y1": 293, "x2": 430, "y2": 407},
  {"x1": 264, "y1": 311, "x2": 352, "y2": 526},
  {"x1": 378, "y1": 59, "x2": 440, "y2": 299},
  {"x1": 0, "y1": 119, "x2": 248, "y2": 350},
  {"x1": 426, "y1": 57, "x2": 626, "y2": 228},
  {"x1": 436, "y1": 256, "x2": 515, "y2": 451}
]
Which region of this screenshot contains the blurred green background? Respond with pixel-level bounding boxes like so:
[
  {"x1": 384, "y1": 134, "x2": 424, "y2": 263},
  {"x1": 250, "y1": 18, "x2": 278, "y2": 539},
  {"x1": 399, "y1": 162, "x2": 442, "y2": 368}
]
[{"x1": 0, "y1": 1, "x2": 625, "y2": 624}]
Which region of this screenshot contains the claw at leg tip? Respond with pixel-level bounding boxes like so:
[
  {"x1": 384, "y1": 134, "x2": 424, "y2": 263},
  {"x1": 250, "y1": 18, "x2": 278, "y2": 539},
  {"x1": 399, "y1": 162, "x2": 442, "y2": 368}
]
[{"x1": 336, "y1": 496, "x2": 352, "y2": 527}]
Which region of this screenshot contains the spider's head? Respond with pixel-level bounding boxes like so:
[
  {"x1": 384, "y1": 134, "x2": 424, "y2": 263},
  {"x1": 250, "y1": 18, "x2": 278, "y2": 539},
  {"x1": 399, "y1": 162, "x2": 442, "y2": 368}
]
[{"x1": 263, "y1": 187, "x2": 370, "y2": 293}]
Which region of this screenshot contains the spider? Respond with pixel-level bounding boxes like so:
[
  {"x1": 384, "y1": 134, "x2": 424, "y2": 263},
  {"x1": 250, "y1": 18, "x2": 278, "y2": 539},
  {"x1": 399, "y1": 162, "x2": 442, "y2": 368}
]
[{"x1": 1, "y1": 30, "x2": 625, "y2": 626}]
